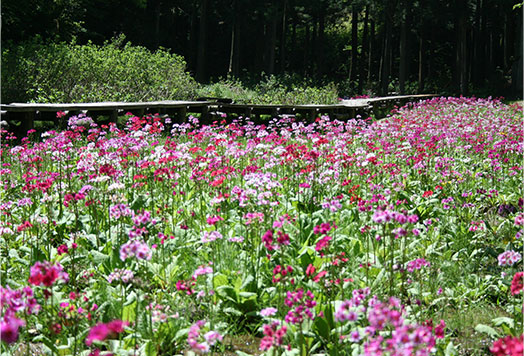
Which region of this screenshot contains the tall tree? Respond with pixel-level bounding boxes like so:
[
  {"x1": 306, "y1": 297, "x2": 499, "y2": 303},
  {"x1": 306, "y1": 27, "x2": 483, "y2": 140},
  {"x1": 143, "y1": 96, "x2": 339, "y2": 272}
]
[
  {"x1": 349, "y1": 4, "x2": 359, "y2": 83},
  {"x1": 358, "y1": 5, "x2": 369, "y2": 93},
  {"x1": 196, "y1": 0, "x2": 208, "y2": 82},
  {"x1": 399, "y1": 1, "x2": 409, "y2": 94}
]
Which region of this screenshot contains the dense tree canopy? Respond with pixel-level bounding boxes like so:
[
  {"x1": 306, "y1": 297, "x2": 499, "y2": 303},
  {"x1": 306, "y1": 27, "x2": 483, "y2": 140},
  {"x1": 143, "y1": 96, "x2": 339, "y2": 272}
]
[{"x1": 2, "y1": 0, "x2": 523, "y2": 98}]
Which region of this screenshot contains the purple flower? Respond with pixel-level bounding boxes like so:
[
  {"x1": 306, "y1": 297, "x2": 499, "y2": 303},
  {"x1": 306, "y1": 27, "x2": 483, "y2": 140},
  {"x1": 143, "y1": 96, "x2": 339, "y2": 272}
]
[{"x1": 260, "y1": 307, "x2": 278, "y2": 317}]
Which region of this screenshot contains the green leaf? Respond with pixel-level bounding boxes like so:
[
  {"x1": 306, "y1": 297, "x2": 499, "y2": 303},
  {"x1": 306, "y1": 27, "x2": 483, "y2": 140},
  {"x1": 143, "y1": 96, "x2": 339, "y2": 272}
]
[
  {"x1": 492, "y1": 317, "x2": 514, "y2": 328},
  {"x1": 214, "y1": 273, "x2": 229, "y2": 287},
  {"x1": 474, "y1": 324, "x2": 499, "y2": 337},
  {"x1": 313, "y1": 317, "x2": 330, "y2": 340},
  {"x1": 122, "y1": 301, "x2": 137, "y2": 322},
  {"x1": 444, "y1": 341, "x2": 458, "y2": 356}
]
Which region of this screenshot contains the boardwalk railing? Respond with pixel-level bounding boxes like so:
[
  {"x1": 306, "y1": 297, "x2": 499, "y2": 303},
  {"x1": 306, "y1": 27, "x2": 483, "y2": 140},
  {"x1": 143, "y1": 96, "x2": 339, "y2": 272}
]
[{"x1": 0, "y1": 94, "x2": 438, "y2": 133}]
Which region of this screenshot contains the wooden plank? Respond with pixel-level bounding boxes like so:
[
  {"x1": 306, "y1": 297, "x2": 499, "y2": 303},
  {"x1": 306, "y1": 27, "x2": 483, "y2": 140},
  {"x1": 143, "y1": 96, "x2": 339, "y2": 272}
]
[
  {"x1": 0, "y1": 95, "x2": 439, "y2": 125},
  {"x1": 0, "y1": 100, "x2": 213, "y2": 112}
]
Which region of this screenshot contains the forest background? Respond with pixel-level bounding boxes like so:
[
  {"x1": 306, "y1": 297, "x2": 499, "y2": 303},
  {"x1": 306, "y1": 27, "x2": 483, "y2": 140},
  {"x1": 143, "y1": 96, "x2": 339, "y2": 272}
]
[{"x1": 1, "y1": 0, "x2": 523, "y2": 104}]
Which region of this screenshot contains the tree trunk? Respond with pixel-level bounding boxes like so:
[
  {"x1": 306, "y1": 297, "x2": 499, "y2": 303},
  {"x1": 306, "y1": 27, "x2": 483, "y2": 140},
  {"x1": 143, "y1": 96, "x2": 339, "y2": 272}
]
[
  {"x1": 267, "y1": 13, "x2": 278, "y2": 74},
  {"x1": 189, "y1": 2, "x2": 198, "y2": 71},
  {"x1": 303, "y1": 22, "x2": 310, "y2": 75},
  {"x1": 359, "y1": 6, "x2": 369, "y2": 93},
  {"x1": 280, "y1": 0, "x2": 287, "y2": 73},
  {"x1": 368, "y1": 19, "x2": 374, "y2": 83},
  {"x1": 399, "y1": 4, "x2": 408, "y2": 94},
  {"x1": 380, "y1": 2, "x2": 393, "y2": 96},
  {"x1": 153, "y1": 0, "x2": 161, "y2": 48},
  {"x1": 350, "y1": 5, "x2": 358, "y2": 82},
  {"x1": 472, "y1": 0, "x2": 482, "y2": 85},
  {"x1": 418, "y1": 35, "x2": 424, "y2": 92},
  {"x1": 196, "y1": 0, "x2": 208, "y2": 82},
  {"x1": 233, "y1": 11, "x2": 241, "y2": 76},
  {"x1": 455, "y1": 6, "x2": 469, "y2": 95},
  {"x1": 228, "y1": 20, "x2": 235, "y2": 75},
  {"x1": 317, "y1": 10, "x2": 325, "y2": 76}
]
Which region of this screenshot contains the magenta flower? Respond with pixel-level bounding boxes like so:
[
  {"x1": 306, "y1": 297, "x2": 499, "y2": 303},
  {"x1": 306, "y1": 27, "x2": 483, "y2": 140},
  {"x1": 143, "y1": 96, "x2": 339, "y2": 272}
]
[
  {"x1": 85, "y1": 320, "x2": 128, "y2": 346},
  {"x1": 28, "y1": 261, "x2": 69, "y2": 287},
  {"x1": 0, "y1": 316, "x2": 25, "y2": 344}
]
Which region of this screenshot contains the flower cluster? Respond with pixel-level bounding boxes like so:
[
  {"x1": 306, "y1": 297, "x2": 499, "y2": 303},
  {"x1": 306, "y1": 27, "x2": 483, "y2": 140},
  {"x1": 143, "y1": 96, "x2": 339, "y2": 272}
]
[
  {"x1": 498, "y1": 250, "x2": 522, "y2": 267},
  {"x1": 490, "y1": 335, "x2": 523, "y2": 356},
  {"x1": 85, "y1": 320, "x2": 128, "y2": 346},
  {"x1": 284, "y1": 288, "x2": 316, "y2": 324},
  {"x1": 28, "y1": 261, "x2": 69, "y2": 287},
  {"x1": 0, "y1": 286, "x2": 41, "y2": 344},
  {"x1": 259, "y1": 321, "x2": 288, "y2": 351},
  {"x1": 187, "y1": 320, "x2": 222, "y2": 353},
  {"x1": 363, "y1": 297, "x2": 445, "y2": 355},
  {"x1": 510, "y1": 272, "x2": 523, "y2": 296},
  {"x1": 406, "y1": 258, "x2": 430, "y2": 273},
  {"x1": 119, "y1": 239, "x2": 152, "y2": 261},
  {"x1": 107, "y1": 269, "x2": 135, "y2": 284},
  {"x1": 335, "y1": 287, "x2": 371, "y2": 323}
]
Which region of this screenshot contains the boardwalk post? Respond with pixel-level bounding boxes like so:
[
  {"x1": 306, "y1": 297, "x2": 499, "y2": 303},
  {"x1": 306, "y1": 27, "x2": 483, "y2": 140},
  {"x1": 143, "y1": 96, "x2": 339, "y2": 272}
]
[
  {"x1": 177, "y1": 106, "x2": 187, "y2": 122},
  {"x1": 21, "y1": 112, "x2": 35, "y2": 134},
  {"x1": 244, "y1": 107, "x2": 252, "y2": 119}
]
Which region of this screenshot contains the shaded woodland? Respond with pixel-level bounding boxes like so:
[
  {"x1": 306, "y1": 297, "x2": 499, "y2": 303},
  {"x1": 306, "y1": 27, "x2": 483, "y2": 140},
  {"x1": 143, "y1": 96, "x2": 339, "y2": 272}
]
[{"x1": 2, "y1": 0, "x2": 523, "y2": 98}]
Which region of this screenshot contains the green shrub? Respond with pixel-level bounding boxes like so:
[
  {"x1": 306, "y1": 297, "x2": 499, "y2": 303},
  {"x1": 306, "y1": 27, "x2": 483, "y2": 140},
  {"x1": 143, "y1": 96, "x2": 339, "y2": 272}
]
[
  {"x1": 198, "y1": 75, "x2": 340, "y2": 105},
  {"x1": 1, "y1": 36, "x2": 199, "y2": 103},
  {"x1": 197, "y1": 78, "x2": 257, "y2": 103}
]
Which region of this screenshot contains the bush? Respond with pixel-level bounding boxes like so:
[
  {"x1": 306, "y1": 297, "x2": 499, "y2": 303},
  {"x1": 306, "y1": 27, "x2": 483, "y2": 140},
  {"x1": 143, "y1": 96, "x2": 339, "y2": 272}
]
[
  {"x1": 198, "y1": 74, "x2": 340, "y2": 105},
  {"x1": 1, "y1": 36, "x2": 199, "y2": 103}
]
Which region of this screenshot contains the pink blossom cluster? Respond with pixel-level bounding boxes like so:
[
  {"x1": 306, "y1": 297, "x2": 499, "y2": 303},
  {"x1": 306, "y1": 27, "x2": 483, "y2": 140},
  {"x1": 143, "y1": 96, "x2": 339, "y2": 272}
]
[
  {"x1": 187, "y1": 320, "x2": 222, "y2": 353},
  {"x1": 85, "y1": 320, "x2": 128, "y2": 346},
  {"x1": 0, "y1": 286, "x2": 40, "y2": 344},
  {"x1": 109, "y1": 204, "x2": 132, "y2": 219},
  {"x1": 262, "y1": 230, "x2": 277, "y2": 251},
  {"x1": 284, "y1": 288, "x2": 316, "y2": 324},
  {"x1": 490, "y1": 335, "x2": 523, "y2": 356},
  {"x1": 119, "y1": 239, "x2": 152, "y2": 261},
  {"x1": 201, "y1": 230, "x2": 223, "y2": 243},
  {"x1": 259, "y1": 321, "x2": 288, "y2": 351},
  {"x1": 406, "y1": 258, "x2": 430, "y2": 273},
  {"x1": 192, "y1": 264, "x2": 213, "y2": 280},
  {"x1": 107, "y1": 268, "x2": 135, "y2": 283},
  {"x1": 498, "y1": 250, "x2": 522, "y2": 267},
  {"x1": 363, "y1": 298, "x2": 445, "y2": 355},
  {"x1": 28, "y1": 261, "x2": 69, "y2": 287}
]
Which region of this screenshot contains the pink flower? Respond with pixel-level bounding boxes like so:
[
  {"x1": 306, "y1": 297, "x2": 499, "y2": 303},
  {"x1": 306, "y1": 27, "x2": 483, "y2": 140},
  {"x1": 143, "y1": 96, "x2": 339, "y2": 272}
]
[
  {"x1": 511, "y1": 272, "x2": 524, "y2": 296},
  {"x1": 85, "y1": 320, "x2": 128, "y2": 346},
  {"x1": 86, "y1": 323, "x2": 109, "y2": 346},
  {"x1": 315, "y1": 235, "x2": 331, "y2": 252},
  {"x1": 0, "y1": 317, "x2": 25, "y2": 344},
  {"x1": 28, "y1": 261, "x2": 69, "y2": 287},
  {"x1": 490, "y1": 335, "x2": 523, "y2": 356},
  {"x1": 260, "y1": 307, "x2": 278, "y2": 317},
  {"x1": 498, "y1": 250, "x2": 522, "y2": 267}
]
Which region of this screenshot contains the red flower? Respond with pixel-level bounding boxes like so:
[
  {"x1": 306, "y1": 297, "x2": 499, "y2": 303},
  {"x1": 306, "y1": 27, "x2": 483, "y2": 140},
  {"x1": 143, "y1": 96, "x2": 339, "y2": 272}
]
[
  {"x1": 422, "y1": 190, "x2": 433, "y2": 198},
  {"x1": 511, "y1": 272, "x2": 524, "y2": 296}
]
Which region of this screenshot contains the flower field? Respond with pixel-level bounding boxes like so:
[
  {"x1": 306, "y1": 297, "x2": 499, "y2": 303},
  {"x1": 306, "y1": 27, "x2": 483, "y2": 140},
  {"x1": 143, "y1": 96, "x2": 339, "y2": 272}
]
[{"x1": 1, "y1": 97, "x2": 523, "y2": 356}]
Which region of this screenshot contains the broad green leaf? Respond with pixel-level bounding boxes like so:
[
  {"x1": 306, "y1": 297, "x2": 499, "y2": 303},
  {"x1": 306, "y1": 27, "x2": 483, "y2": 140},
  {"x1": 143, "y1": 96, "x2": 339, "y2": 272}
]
[{"x1": 474, "y1": 324, "x2": 499, "y2": 337}]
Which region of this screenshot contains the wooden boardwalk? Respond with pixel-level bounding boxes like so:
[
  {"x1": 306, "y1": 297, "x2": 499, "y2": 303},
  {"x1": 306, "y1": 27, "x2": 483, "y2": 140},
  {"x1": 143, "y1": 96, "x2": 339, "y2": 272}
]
[{"x1": 0, "y1": 94, "x2": 438, "y2": 133}]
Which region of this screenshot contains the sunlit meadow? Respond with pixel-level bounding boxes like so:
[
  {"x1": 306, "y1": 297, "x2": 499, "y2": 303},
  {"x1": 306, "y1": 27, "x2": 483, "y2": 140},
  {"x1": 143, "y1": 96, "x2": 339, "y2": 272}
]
[{"x1": 1, "y1": 97, "x2": 522, "y2": 356}]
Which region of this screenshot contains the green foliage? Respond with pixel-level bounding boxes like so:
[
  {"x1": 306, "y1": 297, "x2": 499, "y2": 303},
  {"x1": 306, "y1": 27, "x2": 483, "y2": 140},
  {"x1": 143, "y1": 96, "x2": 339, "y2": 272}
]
[
  {"x1": 1, "y1": 36, "x2": 199, "y2": 103},
  {"x1": 198, "y1": 75, "x2": 340, "y2": 105}
]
